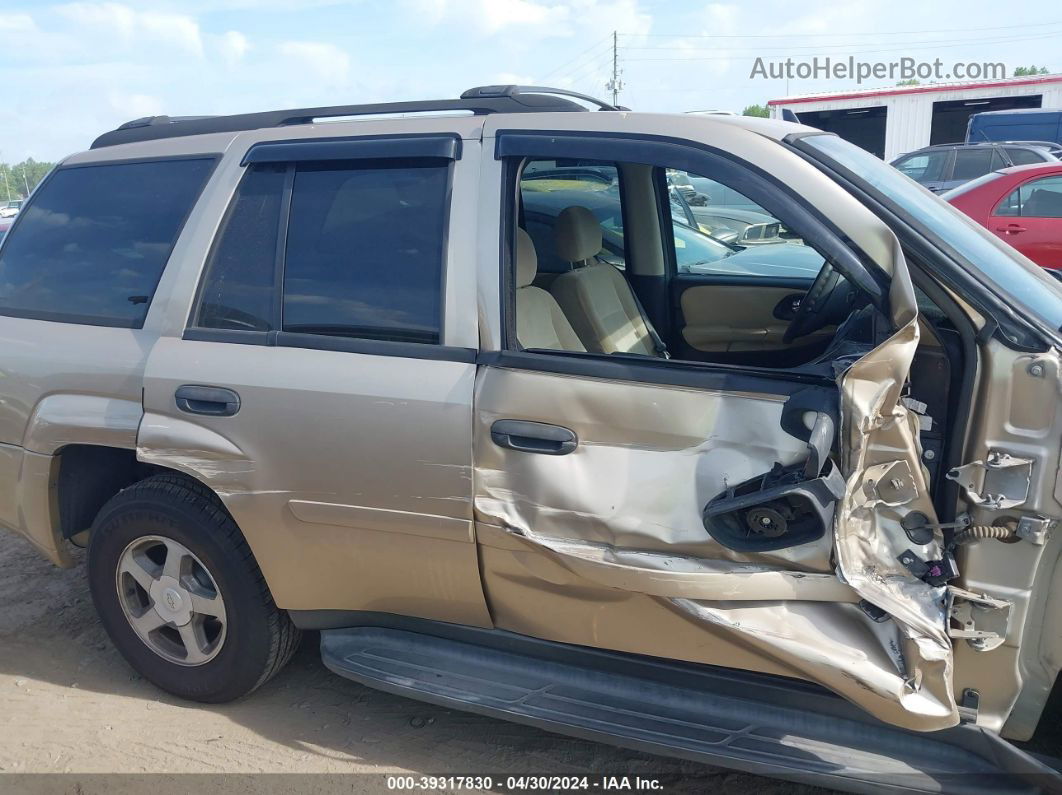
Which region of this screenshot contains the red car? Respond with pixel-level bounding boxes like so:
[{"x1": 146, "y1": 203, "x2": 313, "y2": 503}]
[{"x1": 945, "y1": 162, "x2": 1062, "y2": 269}]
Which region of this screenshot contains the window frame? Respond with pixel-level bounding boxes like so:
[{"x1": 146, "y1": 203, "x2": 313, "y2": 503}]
[
  {"x1": 993, "y1": 173, "x2": 1062, "y2": 218},
  {"x1": 951, "y1": 147, "x2": 995, "y2": 183},
  {"x1": 0, "y1": 153, "x2": 219, "y2": 329},
  {"x1": 894, "y1": 149, "x2": 954, "y2": 184},
  {"x1": 185, "y1": 135, "x2": 473, "y2": 363},
  {"x1": 493, "y1": 130, "x2": 887, "y2": 395}
]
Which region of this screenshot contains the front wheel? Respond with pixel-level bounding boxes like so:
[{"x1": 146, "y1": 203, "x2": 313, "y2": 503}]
[{"x1": 87, "y1": 474, "x2": 301, "y2": 702}]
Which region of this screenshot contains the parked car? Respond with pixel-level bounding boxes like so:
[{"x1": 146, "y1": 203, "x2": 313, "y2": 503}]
[
  {"x1": 666, "y1": 168, "x2": 707, "y2": 205},
  {"x1": 968, "y1": 108, "x2": 1062, "y2": 147},
  {"x1": 1, "y1": 85, "x2": 1060, "y2": 792},
  {"x1": 890, "y1": 141, "x2": 1059, "y2": 192},
  {"x1": 522, "y1": 187, "x2": 824, "y2": 278},
  {"x1": 0, "y1": 216, "x2": 12, "y2": 242},
  {"x1": 0, "y1": 199, "x2": 22, "y2": 218},
  {"x1": 686, "y1": 175, "x2": 795, "y2": 243},
  {"x1": 944, "y1": 161, "x2": 1062, "y2": 268}
]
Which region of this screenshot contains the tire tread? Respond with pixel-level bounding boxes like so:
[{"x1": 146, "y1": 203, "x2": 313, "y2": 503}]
[{"x1": 94, "y1": 472, "x2": 300, "y2": 698}]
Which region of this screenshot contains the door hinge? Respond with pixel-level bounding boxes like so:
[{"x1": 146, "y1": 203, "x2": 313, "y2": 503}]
[
  {"x1": 947, "y1": 585, "x2": 1011, "y2": 652},
  {"x1": 947, "y1": 450, "x2": 1033, "y2": 510}
]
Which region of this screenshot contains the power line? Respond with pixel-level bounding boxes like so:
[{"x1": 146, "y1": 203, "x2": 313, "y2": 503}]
[
  {"x1": 559, "y1": 50, "x2": 614, "y2": 86},
  {"x1": 537, "y1": 34, "x2": 613, "y2": 82},
  {"x1": 618, "y1": 27, "x2": 1062, "y2": 54},
  {"x1": 620, "y1": 19, "x2": 1062, "y2": 39},
  {"x1": 622, "y1": 31, "x2": 1061, "y2": 62}
]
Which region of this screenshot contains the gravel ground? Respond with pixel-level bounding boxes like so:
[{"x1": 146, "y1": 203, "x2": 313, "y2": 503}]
[{"x1": 0, "y1": 528, "x2": 828, "y2": 795}]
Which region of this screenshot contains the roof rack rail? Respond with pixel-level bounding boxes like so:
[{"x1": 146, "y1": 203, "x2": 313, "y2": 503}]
[{"x1": 90, "y1": 85, "x2": 622, "y2": 149}]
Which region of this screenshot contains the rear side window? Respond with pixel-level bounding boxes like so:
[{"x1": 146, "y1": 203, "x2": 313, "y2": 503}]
[
  {"x1": 1006, "y1": 147, "x2": 1046, "y2": 166},
  {"x1": 894, "y1": 151, "x2": 949, "y2": 183},
  {"x1": 196, "y1": 164, "x2": 285, "y2": 331},
  {"x1": 0, "y1": 158, "x2": 213, "y2": 327},
  {"x1": 283, "y1": 161, "x2": 448, "y2": 344},
  {"x1": 196, "y1": 158, "x2": 449, "y2": 345},
  {"x1": 952, "y1": 148, "x2": 993, "y2": 181},
  {"x1": 996, "y1": 175, "x2": 1062, "y2": 218}
]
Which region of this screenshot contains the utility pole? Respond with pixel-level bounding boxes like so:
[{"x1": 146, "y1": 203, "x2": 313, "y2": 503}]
[
  {"x1": 21, "y1": 165, "x2": 29, "y2": 196},
  {"x1": 606, "y1": 30, "x2": 623, "y2": 106}
]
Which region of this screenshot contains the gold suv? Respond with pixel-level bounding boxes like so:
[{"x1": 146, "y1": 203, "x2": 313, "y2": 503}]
[{"x1": 0, "y1": 86, "x2": 1059, "y2": 792}]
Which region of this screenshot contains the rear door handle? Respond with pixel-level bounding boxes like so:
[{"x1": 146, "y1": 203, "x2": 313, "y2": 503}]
[
  {"x1": 175, "y1": 385, "x2": 241, "y2": 417},
  {"x1": 995, "y1": 224, "x2": 1027, "y2": 234},
  {"x1": 491, "y1": 420, "x2": 577, "y2": 455}
]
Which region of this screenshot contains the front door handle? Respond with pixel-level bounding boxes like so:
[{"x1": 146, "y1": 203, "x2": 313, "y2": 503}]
[
  {"x1": 491, "y1": 420, "x2": 577, "y2": 455},
  {"x1": 175, "y1": 385, "x2": 241, "y2": 417}
]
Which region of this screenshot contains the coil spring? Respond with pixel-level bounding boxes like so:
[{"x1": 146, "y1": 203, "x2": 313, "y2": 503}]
[{"x1": 955, "y1": 524, "x2": 1015, "y2": 544}]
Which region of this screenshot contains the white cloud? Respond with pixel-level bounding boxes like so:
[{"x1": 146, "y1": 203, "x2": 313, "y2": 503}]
[
  {"x1": 55, "y1": 3, "x2": 204, "y2": 56},
  {"x1": 0, "y1": 13, "x2": 37, "y2": 33},
  {"x1": 108, "y1": 91, "x2": 164, "y2": 119},
  {"x1": 407, "y1": 0, "x2": 570, "y2": 35},
  {"x1": 701, "y1": 3, "x2": 739, "y2": 34},
  {"x1": 480, "y1": 0, "x2": 569, "y2": 33},
  {"x1": 277, "y1": 41, "x2": 350, "y2": 85},
  {"x1": 216, "y1": 30, "x2": 250, "y2": 67},
  {"x1": 492, "y1": 71, "x2": 536, "y2": 84}
]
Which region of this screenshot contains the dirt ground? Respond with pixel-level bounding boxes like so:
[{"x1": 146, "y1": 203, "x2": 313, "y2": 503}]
[{"x1": 0, "y1": 528, "x2": 827, "y2": 795}]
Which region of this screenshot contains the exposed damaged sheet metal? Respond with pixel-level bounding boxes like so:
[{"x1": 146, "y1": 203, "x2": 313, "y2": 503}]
[
  {"x1": 473, "y1": 235, "x2": 957, "y2": 731},
  {"x1": 501, "y1": 526, "x2": 860, "y2": 602},
  {"x1": 834, "y1": 241, "x2": 957, "y2": 729}
]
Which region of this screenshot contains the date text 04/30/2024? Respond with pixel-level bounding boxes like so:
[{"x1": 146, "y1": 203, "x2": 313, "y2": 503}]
[{"x1": 386, "y1": 776, "x2": 666, "y2": 791}]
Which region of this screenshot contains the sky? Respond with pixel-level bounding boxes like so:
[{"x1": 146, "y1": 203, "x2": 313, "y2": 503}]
[{"x1": 0, "y1": 0, "x2": 1059, "y2": 162}]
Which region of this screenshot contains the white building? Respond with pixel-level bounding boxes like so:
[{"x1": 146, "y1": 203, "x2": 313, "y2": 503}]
[{"x1": 768, "y1": 74, "x2": 1062, "y2": 161}]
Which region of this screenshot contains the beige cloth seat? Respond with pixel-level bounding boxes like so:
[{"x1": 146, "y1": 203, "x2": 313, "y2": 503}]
[
  {"x1": 515, "y1": 228, "x2": 585, "y2": 352},
  {"x1": 549, "y1": 206, "x2": 657, "y2": 356}
]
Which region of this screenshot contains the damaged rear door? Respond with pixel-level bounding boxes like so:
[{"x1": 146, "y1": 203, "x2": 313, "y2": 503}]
[{"x1": 472, "y1": 123, "x2": 958, "y2": 732}]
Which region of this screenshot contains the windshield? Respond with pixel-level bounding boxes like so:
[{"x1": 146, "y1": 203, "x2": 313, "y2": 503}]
[{"x1": 801, "y1": 134, "x2": 1062, "y2": 331}]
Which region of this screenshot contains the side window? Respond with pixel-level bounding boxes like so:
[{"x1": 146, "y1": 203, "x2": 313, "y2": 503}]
[
  {"x1": 195, "y1": 157, "x2": 450, "y2": 345},
  {"x1": 1006, "y1": 147, "x2": 1045, "y2": 166},
  {"x1": 196, "y1": 164, "x2": 285, "y2": 331},
  {"x1": 283, "y1": 161, "x2": 448, "y2": 344},
  {"x1": 952, "y1": 148, "x2": 993, "y2": 181},
  {"x1": 989, "y1": 149, "x2": 1008, "y2": 171},
  {"x1": 670, "y1": 169, "x2": 824, "y2": 279},
  {"x1": 895, "y1": 152, "x2": 948, "y2": 182},
  {"x1": 519, "y1": 160, "x2": 625, "y2": 272},
  {"x1": 509, "y1": 149, "x2": 833, "y2": 361},
  {"x1": 1015, "y1": 175, "x2": 1062, "y2": 218},
  {"x1": 0, "y1": 158, "x2": 213, "y2": 327},
  {"x1": 995, "y1": 187, "x2": 1022, "y2": 217}
]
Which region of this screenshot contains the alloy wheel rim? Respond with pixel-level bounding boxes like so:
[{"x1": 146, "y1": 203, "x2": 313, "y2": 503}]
[{"x1": 115, "y1": 535, "x2": 227, "y2": 666}]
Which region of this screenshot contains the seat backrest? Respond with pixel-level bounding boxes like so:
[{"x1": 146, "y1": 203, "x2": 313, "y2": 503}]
[
  {"x1": 514, "y1": 228, "x2": 585, "y2": 352},
  {"x1": 549, "y1": 206, "x2": 656, "y2": 356}
]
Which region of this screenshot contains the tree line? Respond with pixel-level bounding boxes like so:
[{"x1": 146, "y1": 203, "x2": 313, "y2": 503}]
[{"x1": 0, "y1": 160, "x2": 55, "y2": 202}]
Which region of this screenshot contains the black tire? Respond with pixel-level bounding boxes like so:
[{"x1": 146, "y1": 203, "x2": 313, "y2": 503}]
[{"x1": 87, "y1": 473, "x2": 301, "y2": 702}]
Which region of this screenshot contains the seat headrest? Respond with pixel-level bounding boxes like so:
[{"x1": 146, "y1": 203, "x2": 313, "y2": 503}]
[
  {"x1": 516, "y1": 228, "x2": 538, "y2": 288},
  {"x1": 556, "y1": 205, "x2": 603, "y2": 264}
]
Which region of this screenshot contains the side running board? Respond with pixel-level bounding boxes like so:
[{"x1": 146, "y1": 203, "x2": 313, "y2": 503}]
[{"x1": 320, "y1": 623, "x2": 1061, "y2": 795}]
